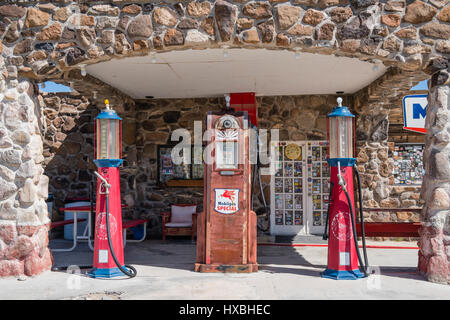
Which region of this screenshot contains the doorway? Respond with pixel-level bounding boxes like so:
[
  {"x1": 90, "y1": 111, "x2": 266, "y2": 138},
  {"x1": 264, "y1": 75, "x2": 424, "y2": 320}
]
[{"x1": 270, "y1": 141, "x2": 330, "y2": 236}]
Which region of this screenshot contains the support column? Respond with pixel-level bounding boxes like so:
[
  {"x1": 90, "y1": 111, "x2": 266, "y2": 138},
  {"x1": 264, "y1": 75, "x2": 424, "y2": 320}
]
[
  {"x1": 0, "y1": 56, "x2": 52, "y2": 277},
  {"x1": 419, "y1": 59, "x2": 450, "y2": 284}
]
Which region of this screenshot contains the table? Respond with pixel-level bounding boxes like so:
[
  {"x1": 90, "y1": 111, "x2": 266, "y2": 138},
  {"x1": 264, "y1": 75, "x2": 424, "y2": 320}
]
[{"x1": 53, "y1": 204, "x2": 128, "y2": 252}]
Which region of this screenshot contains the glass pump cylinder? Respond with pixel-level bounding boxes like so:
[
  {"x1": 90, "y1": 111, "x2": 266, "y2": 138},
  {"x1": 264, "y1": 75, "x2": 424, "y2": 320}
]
[
  {"x1": 327, "y1": 99, "x2": 355, "y2": 159},
  {"x1": 94, "y1": 104, "x2": 122, "y2": 165}
]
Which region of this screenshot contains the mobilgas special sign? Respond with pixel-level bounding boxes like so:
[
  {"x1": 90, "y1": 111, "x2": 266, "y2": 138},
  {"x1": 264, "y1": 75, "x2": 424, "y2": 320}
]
[
  {"x1": 214, "y1": 189, "x2": 239, "y2": 214},
  {"x1": 402, "y1": 94, "x2": 427, "y2": 134}
]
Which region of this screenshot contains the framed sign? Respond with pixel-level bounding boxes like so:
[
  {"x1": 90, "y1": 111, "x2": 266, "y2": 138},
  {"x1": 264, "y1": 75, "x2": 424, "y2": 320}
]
[
  {"x1": 402, "y1": 94, "x2": 427, "y2": 134},
  {"x1": 157, "y1": 144, "x2": 204, "y2": 186}
]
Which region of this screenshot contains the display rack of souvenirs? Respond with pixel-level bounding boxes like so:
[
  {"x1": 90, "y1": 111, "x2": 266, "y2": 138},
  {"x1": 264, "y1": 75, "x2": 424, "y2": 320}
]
[
  {"x1": 313, "y1": 195, "x2": 321, "y2": 210},
  {"x1": 313, "y1": 211, "x2": 322, "y2": 226},
  {"x1": 312, "y1": 146, "x2": 321, "y2": 161},
  {"x1": 285, "y1": 194, "x2": 293, "y2": 209},
  {"x1": 285, "y1": 211, "x2": 293, "y2": 225},
  {"x1": 294, "y1": 194, "x2": 302, "y2": 209},
  {"x1": 322, "y1": 179, "x2": 330, "y2": 194},
  {"x1": 322, "y1": 162, "x2": 329, "y2": 176},
  {"x1": 293, "y1": 162, "x2": 303, "y2": 177},
  {"x1": 312, "y1": 179, "x2": 321, "y2": 194},
  {"x1": 275, "y1": 162, "x2": 283, "y2": 177},
  {"x1": 391, "y1": 144, "x2": 425, "y2": 185},
  {"x1": 322, "y1": 146, "x2": 328, "y2": 161},
  {"x1": 294, "y1": 179, "x2": 302, "y2": 193},
  {"x1": 275, "y1": 178, "x2": 283, "y2": 193},
  {"x1": 295, "y1": 211, "x2": 303, "y2": 225},
  {"x1": 284, "y1": 178, "x2": 293, "y2": 193},
  {"x1": 284, "y1": 162, "x2": 294, "y2": 176},
  {"x1": 275, "y1": 210, "x2": 283, "y2": 225},
  {"x1": 275, "y1": 194, "x2": 283, "y2": 209},
  {"x1": 312, "y1": 162, "x2": 321, "y2": 177}
]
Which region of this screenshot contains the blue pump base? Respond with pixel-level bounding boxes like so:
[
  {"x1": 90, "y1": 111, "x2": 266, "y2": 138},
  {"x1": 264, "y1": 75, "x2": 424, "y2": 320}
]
[
  {"x1": 321, "y1": 268, "x2": 365, "y2": 280},
  {"x1": 89, "y1": 266, "x2": 127, "y2": 278}
]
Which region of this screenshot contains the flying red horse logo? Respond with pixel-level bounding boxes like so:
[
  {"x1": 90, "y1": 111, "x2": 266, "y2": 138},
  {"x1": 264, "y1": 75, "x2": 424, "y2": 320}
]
[{"x1": 221, "y1": 190, "x2": 235, "y2": 202}]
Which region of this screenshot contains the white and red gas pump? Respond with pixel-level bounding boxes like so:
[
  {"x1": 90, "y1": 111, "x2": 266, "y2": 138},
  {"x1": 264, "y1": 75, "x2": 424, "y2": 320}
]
[
  {"x1": 89, "y1": 99, "x2": 136, "y2": 278},
  {"x1": 321, "y1": 97, "x2": 369, "y2": 280},
  {"x1": 195, "y1": 97, "x2": 258, "y2": 273}
]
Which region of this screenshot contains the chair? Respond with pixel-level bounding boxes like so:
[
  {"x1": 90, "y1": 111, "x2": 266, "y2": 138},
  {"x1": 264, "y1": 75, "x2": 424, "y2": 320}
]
[{"x1": 161, "y1": 204, "x2": 197, "y2": 241}]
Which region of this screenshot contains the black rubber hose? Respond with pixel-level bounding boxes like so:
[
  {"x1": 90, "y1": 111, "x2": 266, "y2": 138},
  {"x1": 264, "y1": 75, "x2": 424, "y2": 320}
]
[
  {"x1": 322, "y1": 182, "x2": 334, "y2": 240},
  {"x1": 105, "y1": 193, "x2": 137, "y2": 278},
  {"x1": 354, "y1": 164, "x2": 369, "y2": 275},
  {"x1": 342, "y1": 186, "x2": 368, "y2": 277}
]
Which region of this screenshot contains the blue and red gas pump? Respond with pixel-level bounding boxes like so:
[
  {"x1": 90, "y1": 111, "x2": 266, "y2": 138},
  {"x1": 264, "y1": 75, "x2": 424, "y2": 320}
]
[
  {"x1": 321, "y1": 97, "x2": 369, "y2": 280},
  {"x1": 89, "y1": 99, "x2": 136, "y2": 278}
]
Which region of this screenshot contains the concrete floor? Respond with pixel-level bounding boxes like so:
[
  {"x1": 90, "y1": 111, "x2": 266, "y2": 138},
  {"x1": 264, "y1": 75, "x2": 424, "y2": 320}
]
[{"x1": 0, "y1": 239, "x2": 449, "y2": 300}]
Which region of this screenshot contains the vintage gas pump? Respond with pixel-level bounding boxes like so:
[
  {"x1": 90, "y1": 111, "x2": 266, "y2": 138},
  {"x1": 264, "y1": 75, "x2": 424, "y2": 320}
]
[
  {"x1": 89, "y1": 99, "x2": 136, "y2": 278},
  {"x1": 195, "y1": 98, "x2": 258, "y2": 272},
  {"x1": 321, "y1": 97, "x2": 369, "y2": 280}
]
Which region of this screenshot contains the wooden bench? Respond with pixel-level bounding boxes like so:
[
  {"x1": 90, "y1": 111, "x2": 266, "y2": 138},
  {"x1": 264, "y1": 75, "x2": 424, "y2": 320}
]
[
  {"x1": 355, "y1": 208, "x2": 421, "y2": 238},
  {"x1": 50, "y1": 219, "x2": 86, "y2": 229}
]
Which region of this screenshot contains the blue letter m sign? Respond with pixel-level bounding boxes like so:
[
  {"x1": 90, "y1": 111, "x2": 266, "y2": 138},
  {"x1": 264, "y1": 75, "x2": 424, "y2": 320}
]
[{"x1": 413, "y1": 103, "x2": 426, "y2": 119}]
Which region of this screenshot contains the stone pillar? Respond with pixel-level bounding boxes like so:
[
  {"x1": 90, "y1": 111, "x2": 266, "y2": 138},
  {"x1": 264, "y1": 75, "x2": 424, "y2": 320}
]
[
  {"x1": 0, "y1": 55, "x2": 52, "y2": 277},
  {"x1": 418, "y1": 59, "x2": 449, "y2": 284}
]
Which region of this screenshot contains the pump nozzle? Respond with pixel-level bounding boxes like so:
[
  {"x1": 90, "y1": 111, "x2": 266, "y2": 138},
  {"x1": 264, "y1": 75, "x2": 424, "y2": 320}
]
[{"x1": 337, "y1": 161, "x2": 347, "y2": 192}]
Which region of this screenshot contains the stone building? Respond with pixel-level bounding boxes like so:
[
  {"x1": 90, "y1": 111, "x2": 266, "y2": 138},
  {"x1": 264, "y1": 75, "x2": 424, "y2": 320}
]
[{"x1": 0, "y1": 0, "x2": 448, "y2": 284}]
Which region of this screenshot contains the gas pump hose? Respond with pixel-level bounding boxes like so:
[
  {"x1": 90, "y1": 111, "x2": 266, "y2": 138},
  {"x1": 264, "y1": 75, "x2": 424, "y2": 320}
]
[
  {"x1": 104, "y1": 193, "x2": 137, "y2": 278},
  {"x1": 341, "y1": 167, "x2": 369, "y2": 277},
  {"x1": 322, "y1": 182, "x2": 334, "y2": 241},
  {"x1": 354, "y1": 164, "x2": 369, "y2": 275}
]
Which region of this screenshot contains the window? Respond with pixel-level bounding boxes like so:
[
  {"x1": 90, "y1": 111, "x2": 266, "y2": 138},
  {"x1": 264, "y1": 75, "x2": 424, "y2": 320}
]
[
  {"x1": 391, "y1": 143, "x2": 424, "y2": 185},
  {"x1": 158, "y1": 145, "x2": 204, "y2": 186}
]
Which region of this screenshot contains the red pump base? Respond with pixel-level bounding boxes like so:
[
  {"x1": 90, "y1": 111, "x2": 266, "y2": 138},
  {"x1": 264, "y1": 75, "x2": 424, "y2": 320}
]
[
  {"x1": 322, "y1": 163, "x2": 364, "y2": 280},
  {"x1": 89, "y1": 167, "x2": 125, "y2": 278}
]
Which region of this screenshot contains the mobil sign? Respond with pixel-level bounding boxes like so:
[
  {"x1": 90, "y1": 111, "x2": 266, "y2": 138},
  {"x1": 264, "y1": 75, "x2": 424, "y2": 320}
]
[{"x1": 403, "y1": 94, "x2": 427, "y2": 134}]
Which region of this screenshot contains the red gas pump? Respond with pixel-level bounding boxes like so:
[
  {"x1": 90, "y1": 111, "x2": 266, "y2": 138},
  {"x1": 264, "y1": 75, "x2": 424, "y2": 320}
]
[
  {"x1": 321, "y1": 97, "x2": 369, "y2": 280},
  {"x1": 89, "y1": 99, "x2": 136, "y2": 278},
  {"x1": 195, "y1": 98, "x2": 258, "y2": 273}
]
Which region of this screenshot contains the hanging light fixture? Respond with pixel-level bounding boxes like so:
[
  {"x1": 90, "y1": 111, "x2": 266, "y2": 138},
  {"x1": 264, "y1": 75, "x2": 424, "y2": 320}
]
[
  {"x1": 80, "y1": 64, "x2": 87, "y2": 77},
  {"x1": 222, "y1": 45, "x2": 229, "y2": 58},
  {"x1": 150, "y1": 51, "x2": 157, "y2": 63}
]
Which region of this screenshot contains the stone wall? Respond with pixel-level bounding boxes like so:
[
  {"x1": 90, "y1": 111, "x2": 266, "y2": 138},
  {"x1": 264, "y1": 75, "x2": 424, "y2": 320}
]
[
  {"x1": 0, "y1": 60, "x2": 51, "y2": 277},
  {"x1": 0, "y1": 0, "x2": 448, "y2": 83}
]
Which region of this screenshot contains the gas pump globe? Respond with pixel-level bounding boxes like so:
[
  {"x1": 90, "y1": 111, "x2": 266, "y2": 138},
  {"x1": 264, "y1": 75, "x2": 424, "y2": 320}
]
[
  {"x1": 94, "y1": 99, "x2": 122, "y2": 168},
  {"x1": 321, "y1": 97, "x2": 368, "y2": 280},
  {"x1": 327, "y1": 97, "x2": 355, "y2": 161}
]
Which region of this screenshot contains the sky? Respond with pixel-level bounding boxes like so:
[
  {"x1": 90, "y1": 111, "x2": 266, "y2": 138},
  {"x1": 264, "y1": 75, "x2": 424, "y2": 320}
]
[
  {"x1": 410, "y1": 80, "x2": 428, "y2": 91},
  {"x1": 38, "y1": 81, "x2": 72, "y2": 93}
]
